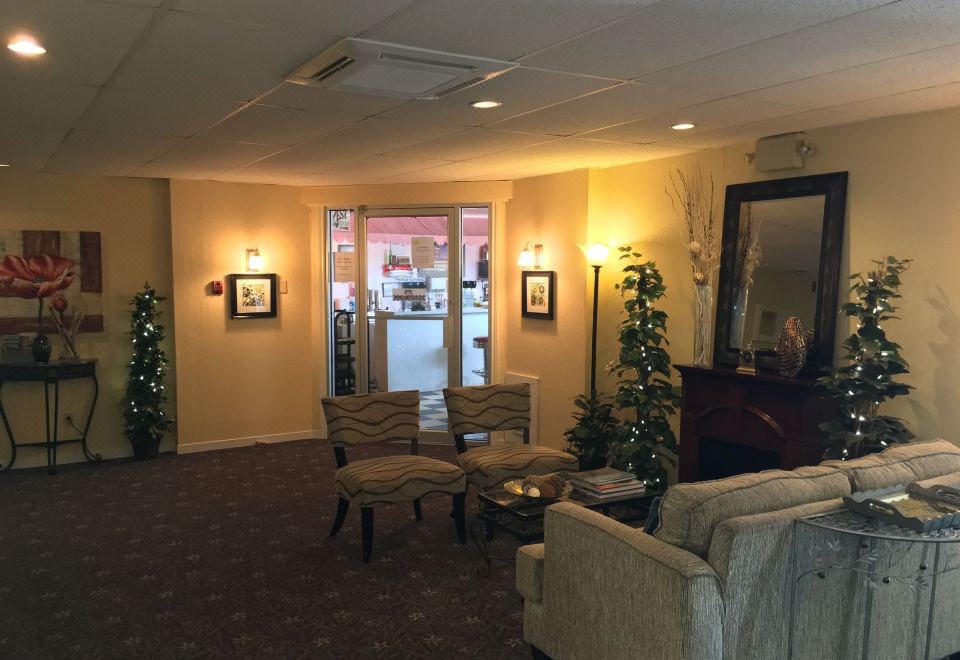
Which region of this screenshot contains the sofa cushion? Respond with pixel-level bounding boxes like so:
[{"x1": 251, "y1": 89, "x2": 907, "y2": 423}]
[
  {"x1": 821, "y1": 439, "x2": 960, "y2": 492},
  {"x1": 653, "y1": 466, "x2": 850, "y2": 558},
  {"x1": 915, "y1": 469, "x2": 960, "y2": 491}
]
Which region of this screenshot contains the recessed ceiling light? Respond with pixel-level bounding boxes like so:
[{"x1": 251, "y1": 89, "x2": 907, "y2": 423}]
[
  {"x1": 7, "y1": 36, "x2": 46, "y2": 56},
  {"x1": 0, "y1": 163, "x2": 9, "y2": 168},
  {"x1": 470, "y1": 100, "x2": 501, "y2": 109},
  {"x1": 670, "y1": 122, "x2": 696, "y2": 131}
]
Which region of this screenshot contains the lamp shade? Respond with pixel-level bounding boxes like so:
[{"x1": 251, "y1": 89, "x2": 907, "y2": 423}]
[
  {"x1": 517, "y1": 244, "x2": 535, "y2": 268},
  {"x1": 584, "y1": 243, "x2": 610, "y2": 266}
]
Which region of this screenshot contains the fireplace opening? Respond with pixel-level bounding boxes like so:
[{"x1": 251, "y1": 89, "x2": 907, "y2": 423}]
[{"x1": 697, "y1": 436, "x2": 779, "y2": 481}]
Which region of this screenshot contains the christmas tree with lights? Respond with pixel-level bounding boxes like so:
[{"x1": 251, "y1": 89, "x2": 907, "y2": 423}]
[
  {"x1": 817, "y1": 256, "x2": 914, "y2": 459},
  {"x1": 608, "y1": 247, "x2": 679, "y2": 492},
  {"x1": 124, "y1": 282, "x2": 171, "y2": 460}
]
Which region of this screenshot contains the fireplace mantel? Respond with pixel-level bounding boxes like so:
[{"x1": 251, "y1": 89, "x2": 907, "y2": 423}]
[{"x1": 675, "y1": 364, "x2": 833, "y2": 482}]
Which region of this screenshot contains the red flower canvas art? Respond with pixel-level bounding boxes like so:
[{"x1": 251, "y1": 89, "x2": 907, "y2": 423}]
[{"x1": 0, "y1": 230, "x2": 103, "y2": 335}]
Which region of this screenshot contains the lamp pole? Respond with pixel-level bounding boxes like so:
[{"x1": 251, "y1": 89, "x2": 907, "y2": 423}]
[{"x1": 590, "y1": 264, "x2": 601, "y2": 399}]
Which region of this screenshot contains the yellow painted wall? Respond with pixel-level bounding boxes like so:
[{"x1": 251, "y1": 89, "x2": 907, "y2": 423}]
[
  {"x1": 0, "y1": 171, "x2": 175, "y2": 467},
  {"x1": 586, "y1": 105, "x2": 960, "y2": 448},
  {"x1": 504, "y1": 170, "x2": 590, "y2": 448},
  {"x1": 170, "y1": 180, "x2": 318, "y2": 450}
]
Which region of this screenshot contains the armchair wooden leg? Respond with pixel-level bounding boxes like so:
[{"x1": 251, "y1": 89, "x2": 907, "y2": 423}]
[
  {"x1": 413, "y1": 499, "x2": 423, "y2": 521},
  {"x1": 330, "y1": 497, "x2": 350, "y2": 537},
  {"x1": 361, "y1": 507, "x2": 374, "y2": 563},
  {"x1": 531, "y1": 645, "x2": 552, "y2": 660},
  {"x1": 451, "y1": 483, "x2": 469, "y2": 517},
  {"x1": 452, "y1": 492, "x2": 466, "y2": 544}
]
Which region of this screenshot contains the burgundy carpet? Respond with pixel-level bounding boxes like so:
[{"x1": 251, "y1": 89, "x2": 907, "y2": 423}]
[{"x1": 0, "y1": 441, "x2": 527, "y2": 659}]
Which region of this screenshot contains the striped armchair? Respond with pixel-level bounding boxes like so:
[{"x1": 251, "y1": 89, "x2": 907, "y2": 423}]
[
  {"x1": 322, "y1": 390, "x2": 467, "y2": 563},
  {"x1": 442, "y1": 383, "x2": 578, "y2": 492}
]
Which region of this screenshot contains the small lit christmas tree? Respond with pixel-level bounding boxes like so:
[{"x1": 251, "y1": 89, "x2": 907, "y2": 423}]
[
  {"x1": 608, "y1": 247, "x2": 679, "y2": 491},
  {"x1": 817, "y1": 257, "x2": 914, "y2": 459},
  {"x1": 124, "y1": 282, "x2": 171, "y2": 460}
]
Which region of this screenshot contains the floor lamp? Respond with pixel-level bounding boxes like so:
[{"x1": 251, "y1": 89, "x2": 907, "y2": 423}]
[{"x1": 581, "y1": 243, "x2": 610, "y2": 399}]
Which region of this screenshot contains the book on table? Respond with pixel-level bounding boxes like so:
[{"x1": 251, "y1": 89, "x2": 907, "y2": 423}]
[{"x1": 565, "y1": 467, "x2": 645, "y2": 501}]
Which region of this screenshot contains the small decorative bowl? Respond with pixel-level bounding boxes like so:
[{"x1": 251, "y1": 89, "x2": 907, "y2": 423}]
[{"x1": 503, "y1": 475, "x2": 573, "y2": 501}]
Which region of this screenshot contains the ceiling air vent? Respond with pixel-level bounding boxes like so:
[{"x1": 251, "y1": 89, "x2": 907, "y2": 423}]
[{"x1": 286, "y1": 38, "x2": 516, "y2": 100}]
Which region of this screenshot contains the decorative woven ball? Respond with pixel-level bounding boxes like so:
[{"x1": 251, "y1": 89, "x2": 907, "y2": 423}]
[{"x1": 776, "y1": 316, "x2": 808, "y2": 377}]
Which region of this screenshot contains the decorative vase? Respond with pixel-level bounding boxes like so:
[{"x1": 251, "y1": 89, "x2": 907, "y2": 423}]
[
  {"x1": 776, "y1": 317, "x2": 807, "y2": 377},
  {"x1": 693, "y1": 284, "x2": 713, "y2": 367},
  {"x1": 730, "y1": 286, "x2": 750, "y2": 348},
  {"x1": 31, "y1": 334, "x2": 52, "y2": 363}
]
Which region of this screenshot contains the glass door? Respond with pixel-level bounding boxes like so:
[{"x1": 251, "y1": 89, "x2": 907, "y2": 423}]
[
  {"x1": 460, "y1": 206, "x2": 490, "y2": 387},
  {"x1": 357, "y1": 208, "x2": 459, "y2": 439}
]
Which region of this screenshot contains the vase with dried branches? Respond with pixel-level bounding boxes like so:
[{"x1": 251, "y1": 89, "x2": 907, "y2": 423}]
[
  {"x1": 667, "y1": 168, "x2": 721, "y2": 366},
  {"x1": 49, "y1": 294, "x2": 85, "y2": 360},
  {"x1": 730, "y1": 203, "x2": 763, "y2": 348}
]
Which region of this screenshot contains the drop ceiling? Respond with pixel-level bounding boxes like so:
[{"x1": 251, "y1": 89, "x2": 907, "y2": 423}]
[{"x1": 2, "y1": 0, "x2": 960, "y2": 186}]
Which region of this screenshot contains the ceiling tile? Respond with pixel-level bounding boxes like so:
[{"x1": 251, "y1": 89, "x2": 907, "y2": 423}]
[
  {"x1": 202, "y1": 104, "x2": 366, "y2": 147},
  {"x1": 172, "y1": 0, "x2": 415, "y2": 36},
  {"x1": 79, "y1": 88, "x2": 240, "y2": 137},
  {"x1": 378, "y1": 68, "x2": 614, "y2": 127},
  {"x1": 361, "y1": 0, "x2": 655, "y2": 61},
  {"x1": 0, "y1": 79, "x2": 98, "y2": 128},
  {"x1": 582, "y1": 98, "x2": 806, "y2": 144},
  {"x1": 110, "y1": 11, "x2": 338, "y2": 102},
  {"x1": 387, "y1": 128, "x2": 556, "y2": 160},
  {"x1": 0, "y1": 0, "x2": 154, "y2": 85},
  {"x1": 44, "y1": 129, "x2": 183, "y2": 176},
  {"x1": 520, "y1": 0, "x2": 894, "y2": 80},
  {"x1": 133, "y1": 139, "x2": 282, "y2": 178},
  {"x1": 0, "y1": 126, "x2": 67, "y2": 170},
  {"x1": 741, "y1": 42, "x2": 960, "y2": 108},
  {"x1": 827, "y1": 81, "x2": 960, "y2": 120},
  {"x1": 643, "y1": 0, "x2": 960, "y2": 98},
  {"x1": 306, "y1": 117, "x2": 465, "y2": 155},
  {"x1": 232, "y1": 145, "x2": 369, "y2": 177},
  {"x1": 319, "y1": 154, "x2": 451, "y2": 182},
  {"x1": 487, "y1": 82, "x2": 715, "y2": 136},
  {"x1": 263, "y1": 82, "x2": 406, "y2": 116}
]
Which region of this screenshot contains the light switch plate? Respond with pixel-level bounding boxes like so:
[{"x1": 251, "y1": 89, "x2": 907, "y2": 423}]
[{"x1": 280, "y1": 280, "x2": 288, "y2": 294}]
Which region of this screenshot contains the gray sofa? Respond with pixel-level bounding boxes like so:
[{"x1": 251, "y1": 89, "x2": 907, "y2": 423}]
[{"x1": 517, "y1": 439, "x2": 960, "y2": 660}]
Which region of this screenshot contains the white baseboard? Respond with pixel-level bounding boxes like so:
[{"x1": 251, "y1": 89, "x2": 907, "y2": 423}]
[{"x1": 177, "y1": 430, "x2": 322, "y2": 454}]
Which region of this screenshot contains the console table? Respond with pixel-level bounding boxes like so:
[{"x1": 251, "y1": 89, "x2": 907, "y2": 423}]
[
  {"x1": 0, "y1": 359, "x2": 101, "y2": 474},
  {"x1": 789, "y1": 509, "x2": 960, "y2": 659},
  {"x1": 676, "y1": 364, "x2": 832, "y2": 482}
]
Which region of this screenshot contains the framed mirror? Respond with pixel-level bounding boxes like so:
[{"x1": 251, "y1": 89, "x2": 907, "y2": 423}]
[{"x1": 714, "y1": 172, "x2": 848, "y2": 374}]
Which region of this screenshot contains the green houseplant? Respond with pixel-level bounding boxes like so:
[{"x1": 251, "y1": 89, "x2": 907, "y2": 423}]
[
  {"x1": 124, "y1": 282, "x2": 172, "y2": 460},
  {"x1": 564, "y1": 394, "x2": 616, "y2": 470},
  {"x1": 817, "y1": 256, "x2": 914, "y2": 459},
  {"x1": 607, "y1": 247, "x2": 680, "y2": 491}
]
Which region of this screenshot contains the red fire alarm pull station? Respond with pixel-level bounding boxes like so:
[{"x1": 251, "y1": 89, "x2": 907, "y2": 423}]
[{"x1": 210, "y1": 280, "x2": 224, "y2": 295}]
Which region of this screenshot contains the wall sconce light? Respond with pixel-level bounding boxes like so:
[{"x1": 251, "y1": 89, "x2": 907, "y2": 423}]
[
  {"x1": 517, "y1": 242, "x2": 543, "y2": 269},
  {"x1": 246, "y1": 247, "x2": 264, "y2": 272}
]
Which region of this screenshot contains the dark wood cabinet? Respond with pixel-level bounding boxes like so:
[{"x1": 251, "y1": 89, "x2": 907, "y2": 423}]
[{"x1": 676, "y1": 364, "x2": 833, "y2": 482}]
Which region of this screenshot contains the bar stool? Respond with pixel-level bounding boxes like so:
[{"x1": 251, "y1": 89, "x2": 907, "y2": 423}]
[{"x1": 472, "y1": 335, "x2": 489, "y2": 384}]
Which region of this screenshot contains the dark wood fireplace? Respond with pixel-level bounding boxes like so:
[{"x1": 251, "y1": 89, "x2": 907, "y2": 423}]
[{"x1": 676, "y1": 365, "x2": 833, "y2": 482}]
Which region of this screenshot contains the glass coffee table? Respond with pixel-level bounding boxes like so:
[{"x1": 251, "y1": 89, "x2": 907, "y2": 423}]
[{"x1": 477, "y1": 488, "x2": 654, "y2": 544}]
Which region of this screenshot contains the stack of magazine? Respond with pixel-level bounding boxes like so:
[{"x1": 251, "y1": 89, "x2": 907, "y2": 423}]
[{"x1": 566, "y1": 467, "x2": 646, "y2": 503}]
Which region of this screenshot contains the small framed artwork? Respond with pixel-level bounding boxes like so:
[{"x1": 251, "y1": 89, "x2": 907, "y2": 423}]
[
  {"x1": 228, "y1": 274, "x2": 278, "y2": 319},
  {"x1": 522, "y1": 270, "x2": 555, "y2": 320}
]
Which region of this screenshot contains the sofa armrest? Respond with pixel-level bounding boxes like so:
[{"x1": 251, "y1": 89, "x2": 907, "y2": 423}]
[
  {"x1": 533, "y1": 502, "x2": 723, "y2": 660},
  {"x1": 517, "y1": 543, "x2": 545, "y2": 603}
]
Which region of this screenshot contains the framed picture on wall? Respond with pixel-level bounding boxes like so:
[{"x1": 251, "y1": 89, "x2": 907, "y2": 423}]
[
  {"x1": 228, "y1": 274, "x2": 278, "y2": 319},
  {"x1": 522, "y1": 270, "x2": 555, "y2": 320}
]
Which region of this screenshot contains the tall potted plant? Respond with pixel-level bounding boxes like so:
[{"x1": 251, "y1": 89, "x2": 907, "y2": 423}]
[
  {"x1": 124, "y1": 282, "x2": 172, "y2": 460},
  {"x1": 817, "y1": 257, "x2": 914, "y2": 459},
  {"x1": 608, "y1": 247, "x2": 680, "y2": 491},
  {"x1": 564, "y1": 394, "x2": 616, "y2": 470}
]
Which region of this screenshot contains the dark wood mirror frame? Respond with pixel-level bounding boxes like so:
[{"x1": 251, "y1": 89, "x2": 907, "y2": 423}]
[{"x1": 714, "y1": 171, "x2": 848, "y2": 374}]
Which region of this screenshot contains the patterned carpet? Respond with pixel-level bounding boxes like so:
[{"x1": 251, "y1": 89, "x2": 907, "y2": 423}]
[{"x1": 0, "y1": 440, "x2": 527, "y2": 659}]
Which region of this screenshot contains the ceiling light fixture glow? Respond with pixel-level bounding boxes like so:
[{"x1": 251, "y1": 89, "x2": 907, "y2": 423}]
[
  {"x1": 7, "y1": 36, "x2": 46, "y2": 56},
  {"x1": 470, "y1": 100, "x2": 501, "y2": 109},
  {"x1": 670, "y1": 122, "x2": 695, "y2": 130},
  {"x1": 0, "y1": 163, "x2": 10, "y2": 168}
]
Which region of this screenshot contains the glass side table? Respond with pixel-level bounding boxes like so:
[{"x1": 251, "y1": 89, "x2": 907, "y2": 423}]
[{"x1": 788, "y1": 509, "x2": 960, "y2": 660}]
